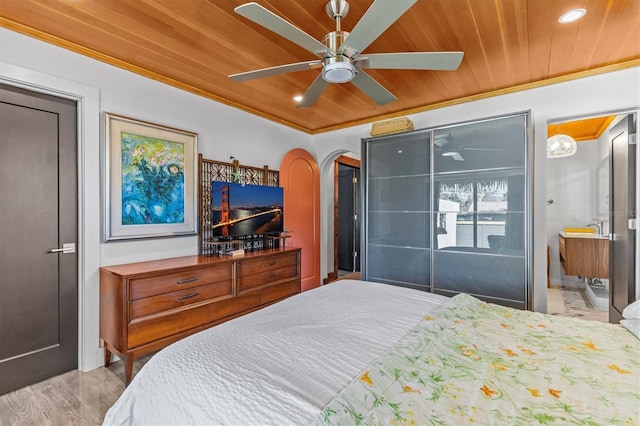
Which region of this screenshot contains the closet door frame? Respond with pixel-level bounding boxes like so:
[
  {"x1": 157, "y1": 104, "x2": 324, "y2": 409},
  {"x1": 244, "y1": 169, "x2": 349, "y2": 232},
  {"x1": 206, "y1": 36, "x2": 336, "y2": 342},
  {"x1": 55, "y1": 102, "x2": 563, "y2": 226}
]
[{"x1": 361, "y1": 111, "x2": 533, "y2": 310}]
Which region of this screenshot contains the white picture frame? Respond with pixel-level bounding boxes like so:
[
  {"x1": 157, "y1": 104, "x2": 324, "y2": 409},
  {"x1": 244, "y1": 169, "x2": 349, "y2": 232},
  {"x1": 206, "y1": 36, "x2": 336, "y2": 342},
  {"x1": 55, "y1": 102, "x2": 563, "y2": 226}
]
[{"x1": 104, "y1": 112, "x2": 198, "y2": 241}]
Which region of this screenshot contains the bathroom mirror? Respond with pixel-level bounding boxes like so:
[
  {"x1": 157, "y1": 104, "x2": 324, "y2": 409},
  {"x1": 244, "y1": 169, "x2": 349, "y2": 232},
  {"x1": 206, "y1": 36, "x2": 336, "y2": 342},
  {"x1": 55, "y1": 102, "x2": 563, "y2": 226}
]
[{"x1": 596, "y1": 157, "x2": 609, "y2": 217}]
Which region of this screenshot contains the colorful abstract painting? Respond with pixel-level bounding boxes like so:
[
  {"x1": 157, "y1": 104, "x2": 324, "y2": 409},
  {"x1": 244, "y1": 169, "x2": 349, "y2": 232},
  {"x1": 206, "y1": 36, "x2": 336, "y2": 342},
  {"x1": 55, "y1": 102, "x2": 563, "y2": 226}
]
[{"x1": 120, "y1": 132, "x2": 185, "y2": 225}]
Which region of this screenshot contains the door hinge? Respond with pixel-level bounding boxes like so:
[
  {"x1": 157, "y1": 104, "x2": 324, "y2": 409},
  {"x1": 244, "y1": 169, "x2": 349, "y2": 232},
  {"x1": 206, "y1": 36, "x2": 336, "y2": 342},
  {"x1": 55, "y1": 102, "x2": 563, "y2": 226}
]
[
  {"x1": 629, "y1": 134, "x2": 637, "y2": 145},
  {"x1": 352, "y1": 177, "x2": 358, "y2": 184},
  {"x1": 354, "y1": 214, "x2": 357, "y2": 220},
  {"x1": 629, "y1": 218, "x2": 637, "y2": 230}
]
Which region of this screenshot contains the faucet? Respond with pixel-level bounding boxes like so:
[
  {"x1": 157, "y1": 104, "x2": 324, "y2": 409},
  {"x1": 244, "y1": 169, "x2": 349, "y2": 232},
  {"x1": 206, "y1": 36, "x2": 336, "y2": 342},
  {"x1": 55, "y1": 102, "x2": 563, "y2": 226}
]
[{"x1": 586, "y1": 219, "x2": 604, "y2": 235}]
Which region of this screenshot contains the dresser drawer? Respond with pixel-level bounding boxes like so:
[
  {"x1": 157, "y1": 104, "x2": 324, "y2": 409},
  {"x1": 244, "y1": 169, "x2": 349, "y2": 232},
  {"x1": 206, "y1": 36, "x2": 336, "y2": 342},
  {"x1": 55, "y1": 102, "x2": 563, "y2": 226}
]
[
  {"x1": 238, "y1": 264, "x2": 298, "y2": 293},
  {"x1": 260, "y1": 280, "x2": 300, "y2": 305},
  {"x1": 130, "y1": 263, "x2": 232, "y2": 300},
  {"x1": 127, "y1": 292, "x2": 262, "y2": 348},
  {"x1": 129, "y1": 280, "x2": 233, "y2": 319},
  {"x1": 239, "y1": 252, "x2": 298, "y2": 277}
]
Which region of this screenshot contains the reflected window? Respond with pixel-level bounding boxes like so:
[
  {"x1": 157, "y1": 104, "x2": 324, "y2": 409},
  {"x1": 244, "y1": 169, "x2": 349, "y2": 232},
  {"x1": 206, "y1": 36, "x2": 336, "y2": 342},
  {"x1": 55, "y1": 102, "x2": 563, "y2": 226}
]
[{"x1": 436, "y1": 176, "x2": 523, "y2": 250}]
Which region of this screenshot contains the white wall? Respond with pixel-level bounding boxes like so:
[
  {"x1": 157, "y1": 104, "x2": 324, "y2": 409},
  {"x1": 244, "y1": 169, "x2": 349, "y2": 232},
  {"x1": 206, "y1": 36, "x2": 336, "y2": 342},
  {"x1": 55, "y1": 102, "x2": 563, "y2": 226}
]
[
  {"x1": 0, "y1": 28, "x2": 312, "y2": 371},
  {"x1": 2, "y1": 26, "x2": 639, "y2": 372}
]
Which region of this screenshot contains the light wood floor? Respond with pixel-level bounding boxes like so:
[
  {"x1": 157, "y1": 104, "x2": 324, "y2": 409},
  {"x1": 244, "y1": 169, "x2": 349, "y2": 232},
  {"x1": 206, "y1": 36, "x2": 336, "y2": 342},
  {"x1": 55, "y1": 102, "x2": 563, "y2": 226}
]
[
  {"x1": 0, "y1": 354, "x2": 152, "y2": 426},
  {"x1": 0, "y1": 288, "x2": 607, "y2": 425}
]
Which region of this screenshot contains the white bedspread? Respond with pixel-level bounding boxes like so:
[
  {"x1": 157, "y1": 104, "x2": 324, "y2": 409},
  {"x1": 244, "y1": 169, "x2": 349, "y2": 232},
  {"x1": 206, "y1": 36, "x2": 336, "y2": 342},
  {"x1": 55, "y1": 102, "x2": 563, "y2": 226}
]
[{"x1": 102, "y1": 280, "x2": 448, "y2": 425}]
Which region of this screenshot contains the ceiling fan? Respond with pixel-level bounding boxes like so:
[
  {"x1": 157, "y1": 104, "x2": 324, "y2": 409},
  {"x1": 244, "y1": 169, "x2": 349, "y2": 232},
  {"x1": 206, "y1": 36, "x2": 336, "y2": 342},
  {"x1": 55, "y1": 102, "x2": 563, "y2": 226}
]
[
  {"x1": 229, "y1": 0, "x2": 464, "y2": 108},
  {"x1": 434, "y1": 136, "x2": 503, "y2": 161}
]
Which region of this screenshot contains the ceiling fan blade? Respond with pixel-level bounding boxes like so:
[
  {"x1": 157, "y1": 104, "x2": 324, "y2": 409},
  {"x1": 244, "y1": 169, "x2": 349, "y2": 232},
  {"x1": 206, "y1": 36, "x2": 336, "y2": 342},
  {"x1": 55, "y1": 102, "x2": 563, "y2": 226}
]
[
  {"x1": 229, "y1": 60, "x2": 322, "y2": 82},
  {"x1": 433, "y1": 138, "x2": 449, "y2": 147},
  {"x1": 451, "y1": 152, "x2": 464, "y2": 161},
  {"x1": 358, "y1": 52, "x2": 464, "y2": 70},
  {"x1": 296, "y1": 74, "x2": 329, "y2": 108},
  {"x1": 442, "y1": 151, "x2": 465, "y2": 161},
  {"x1": 350, "y1": 71, "x2": 396, "y2": 105},
  {"x1": 235, "y1": 2, "x2": 332, "y2": 57},
  {"x1": 338, "y1": 0, "x2": 417, "y2": 56}
]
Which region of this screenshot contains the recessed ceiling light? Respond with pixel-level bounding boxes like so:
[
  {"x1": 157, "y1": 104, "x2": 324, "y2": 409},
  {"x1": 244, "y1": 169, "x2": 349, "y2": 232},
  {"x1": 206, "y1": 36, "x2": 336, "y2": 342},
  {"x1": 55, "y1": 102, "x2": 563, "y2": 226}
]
[
  {"x1": 559, "y1": 8, "x2": 586, "y2": 24},
  {"x1": 293, "y1": 95, "x2": 303, "y2": 102}
]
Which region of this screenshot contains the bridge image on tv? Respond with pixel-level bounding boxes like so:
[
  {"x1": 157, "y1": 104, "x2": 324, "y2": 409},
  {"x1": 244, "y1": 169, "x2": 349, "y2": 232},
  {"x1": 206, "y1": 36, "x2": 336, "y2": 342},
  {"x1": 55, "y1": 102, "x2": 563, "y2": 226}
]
[{"x1": 210, "y1": 181, "x2": 283, "y2": 237}]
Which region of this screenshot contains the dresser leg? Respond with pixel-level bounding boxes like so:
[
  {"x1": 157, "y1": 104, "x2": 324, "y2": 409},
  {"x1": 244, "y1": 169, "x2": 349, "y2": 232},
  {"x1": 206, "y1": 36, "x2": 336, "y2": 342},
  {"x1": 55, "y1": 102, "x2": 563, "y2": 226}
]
[
  {"x1": 125, "y1": 356, "x2": 134, "y2": 385},
  {"x1": 104, "y1": 347, "x2": 112, "y2": 367}
]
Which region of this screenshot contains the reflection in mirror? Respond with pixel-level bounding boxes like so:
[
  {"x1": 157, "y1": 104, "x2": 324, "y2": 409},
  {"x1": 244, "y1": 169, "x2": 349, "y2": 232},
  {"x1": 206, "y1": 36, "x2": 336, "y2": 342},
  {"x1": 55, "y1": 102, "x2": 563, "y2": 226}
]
[
  {"x1": 437, "y1": 179, "x2": 507, "y2": 249},
  {"x1": 596, "y1": 157, "x2": 609, "y2": 218}
]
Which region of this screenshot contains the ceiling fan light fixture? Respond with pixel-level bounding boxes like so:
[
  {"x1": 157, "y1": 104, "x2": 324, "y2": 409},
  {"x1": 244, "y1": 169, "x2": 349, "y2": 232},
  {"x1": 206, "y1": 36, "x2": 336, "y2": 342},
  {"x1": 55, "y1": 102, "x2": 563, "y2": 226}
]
[
  {"x1": 322, "y1": 61, "x2": 356, "y2": 83},
  {"x1": 547, "y1": 133, "x2": 577, "y2": 158}
]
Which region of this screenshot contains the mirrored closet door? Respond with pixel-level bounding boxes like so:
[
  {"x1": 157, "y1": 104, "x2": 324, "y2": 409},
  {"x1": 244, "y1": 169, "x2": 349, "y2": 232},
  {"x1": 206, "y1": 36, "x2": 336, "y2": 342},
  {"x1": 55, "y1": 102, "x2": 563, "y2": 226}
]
[{"x1": 362, "y1": 112, "x2": 531, "y2": 309}]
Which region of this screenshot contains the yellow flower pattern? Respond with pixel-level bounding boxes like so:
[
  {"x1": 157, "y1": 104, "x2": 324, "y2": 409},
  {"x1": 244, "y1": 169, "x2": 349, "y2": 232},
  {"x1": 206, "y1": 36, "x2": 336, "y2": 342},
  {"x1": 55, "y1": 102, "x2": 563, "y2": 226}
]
[
  {"x1": 313, "y1": 294, "x2": 640, "y2": 426},
  {"x1": 608, "y1": 364, "x2": 632, "y2": 374},
  {"x1": 548, "y1": 388, "x2": 562, "y2": 398},
  {"x1": 582, "y1": 341, "x2": 603, "y2": 351},
  {"x1": 359, "y1": 370, "x2": 373, "y2": 386},
  {"x1": 403, "y1": 385, "x2": 420, "y2": 394},
  {"x1": 480, "y1": 385, "x2": 499, "y2": 398},
  {"x1": 526, "y1": 387, "x2": 542, "y2": 397}
]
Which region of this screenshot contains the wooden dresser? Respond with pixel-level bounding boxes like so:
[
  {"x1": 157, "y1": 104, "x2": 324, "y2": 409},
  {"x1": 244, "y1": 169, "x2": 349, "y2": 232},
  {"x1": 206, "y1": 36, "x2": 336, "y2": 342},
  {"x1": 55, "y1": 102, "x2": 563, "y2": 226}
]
[{"x1": 100, "y1": 247, "x2": 301, "y2": 384}]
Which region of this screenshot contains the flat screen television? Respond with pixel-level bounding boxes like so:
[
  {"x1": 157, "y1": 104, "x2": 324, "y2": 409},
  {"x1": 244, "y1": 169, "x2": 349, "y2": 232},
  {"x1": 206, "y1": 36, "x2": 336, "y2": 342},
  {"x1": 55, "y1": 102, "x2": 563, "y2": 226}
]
[{"x1": 210, "y1": 181, "x2": 284, "y2": 238}]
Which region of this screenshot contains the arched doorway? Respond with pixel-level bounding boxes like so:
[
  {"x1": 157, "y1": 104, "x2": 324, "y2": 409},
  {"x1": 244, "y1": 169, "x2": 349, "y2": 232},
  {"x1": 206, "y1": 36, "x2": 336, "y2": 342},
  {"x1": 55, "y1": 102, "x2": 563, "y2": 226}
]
[{"x1": 328, "y1": 155, "x2": 361, "y2": 282}]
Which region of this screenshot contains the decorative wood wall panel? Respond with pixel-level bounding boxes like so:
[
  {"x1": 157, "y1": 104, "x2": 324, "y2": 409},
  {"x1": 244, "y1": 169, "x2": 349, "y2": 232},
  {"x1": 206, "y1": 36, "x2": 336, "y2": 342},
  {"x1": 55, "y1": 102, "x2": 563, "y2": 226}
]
[{"x1": 198, "y1": 154, "x2": 279, "y2": 255}]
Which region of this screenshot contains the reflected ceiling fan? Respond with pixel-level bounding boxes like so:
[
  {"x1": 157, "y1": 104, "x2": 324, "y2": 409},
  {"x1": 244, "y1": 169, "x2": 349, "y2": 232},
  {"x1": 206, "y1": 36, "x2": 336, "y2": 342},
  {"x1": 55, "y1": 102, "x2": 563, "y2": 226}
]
[
  {"x1": 434, "y1": 135, "x2": 503, "y2": 161},
  {"x1": 229, "y1": 0, "x2": 464, "y2": 108}
]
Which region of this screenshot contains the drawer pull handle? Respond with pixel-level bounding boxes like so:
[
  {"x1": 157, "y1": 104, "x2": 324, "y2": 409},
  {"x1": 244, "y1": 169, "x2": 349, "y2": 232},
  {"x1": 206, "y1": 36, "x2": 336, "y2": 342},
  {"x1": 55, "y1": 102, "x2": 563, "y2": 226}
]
[
  {"x1": 265, "y1": 261, "x2": 278, "y2": 267},
  {"x1": 178, "y1": 293, "x2": 199, "y2": 301},
  {"x1": 264, "y1": 273, "x2": 278, "y2": 281},
  {"x1": 177, "y1": 277, "x2": 199, "y2": 284}
]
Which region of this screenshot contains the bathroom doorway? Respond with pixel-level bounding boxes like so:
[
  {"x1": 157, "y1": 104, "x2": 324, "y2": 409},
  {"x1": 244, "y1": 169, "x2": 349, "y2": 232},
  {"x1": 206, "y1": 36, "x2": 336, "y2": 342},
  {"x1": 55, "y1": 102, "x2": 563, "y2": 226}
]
[{"x1": 546, "y1": 111, "x2": 638, "y2": 323}]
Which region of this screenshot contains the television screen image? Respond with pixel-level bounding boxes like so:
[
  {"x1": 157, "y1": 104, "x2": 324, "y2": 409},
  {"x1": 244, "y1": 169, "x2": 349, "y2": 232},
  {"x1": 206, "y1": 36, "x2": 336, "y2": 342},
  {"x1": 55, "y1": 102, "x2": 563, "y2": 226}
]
[{"x1": 211, "y1": 181, "x2": 284, "y2": 237}]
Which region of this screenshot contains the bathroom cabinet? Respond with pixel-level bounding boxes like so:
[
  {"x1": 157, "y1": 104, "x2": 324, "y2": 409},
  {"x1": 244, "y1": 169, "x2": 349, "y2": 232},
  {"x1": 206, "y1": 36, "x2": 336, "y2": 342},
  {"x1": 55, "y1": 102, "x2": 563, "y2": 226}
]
[{"x1": 558, "y1": 233, "x2": 609, "y2": 279}]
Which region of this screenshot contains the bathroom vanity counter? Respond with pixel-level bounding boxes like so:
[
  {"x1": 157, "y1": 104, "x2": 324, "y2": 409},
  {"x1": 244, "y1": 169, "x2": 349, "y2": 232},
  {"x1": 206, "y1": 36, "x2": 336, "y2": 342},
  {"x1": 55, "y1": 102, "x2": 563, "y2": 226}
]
[{"x1": 559, "y1": 231, "x2": 609, "y2": 240}]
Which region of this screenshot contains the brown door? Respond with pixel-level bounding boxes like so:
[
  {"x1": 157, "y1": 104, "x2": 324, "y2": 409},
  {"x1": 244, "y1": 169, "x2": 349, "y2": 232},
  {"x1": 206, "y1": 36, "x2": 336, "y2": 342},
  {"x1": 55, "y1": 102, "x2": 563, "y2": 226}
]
[
  {"x1": 0, "y1": 84, "x2": 78, "y2": 394},
  {"x1": 609, "y1": 114, "x2": 636, "y2": 323}
]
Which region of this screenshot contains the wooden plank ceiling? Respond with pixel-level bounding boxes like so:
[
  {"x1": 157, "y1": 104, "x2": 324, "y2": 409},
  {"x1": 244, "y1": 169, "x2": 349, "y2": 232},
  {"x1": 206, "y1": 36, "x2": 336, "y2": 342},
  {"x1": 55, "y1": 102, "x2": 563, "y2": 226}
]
[{"x1": 1, "y1": 0, "x2": 638, "y2": 133}]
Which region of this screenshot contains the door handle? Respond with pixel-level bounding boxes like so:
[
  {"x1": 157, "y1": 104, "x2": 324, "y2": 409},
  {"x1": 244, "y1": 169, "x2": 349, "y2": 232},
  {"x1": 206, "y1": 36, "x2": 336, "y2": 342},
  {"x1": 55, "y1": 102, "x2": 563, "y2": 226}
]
[{"x1": 47, "y1": 243, "x2": 76, "y2": 254}]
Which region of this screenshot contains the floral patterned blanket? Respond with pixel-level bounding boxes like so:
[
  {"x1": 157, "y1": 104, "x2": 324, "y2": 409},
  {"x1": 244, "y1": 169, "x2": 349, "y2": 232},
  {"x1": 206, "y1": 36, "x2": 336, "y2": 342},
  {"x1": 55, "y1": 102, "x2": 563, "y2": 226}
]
[{"x1": 313, "y1": 294, "x2": 640, "y2": 426}]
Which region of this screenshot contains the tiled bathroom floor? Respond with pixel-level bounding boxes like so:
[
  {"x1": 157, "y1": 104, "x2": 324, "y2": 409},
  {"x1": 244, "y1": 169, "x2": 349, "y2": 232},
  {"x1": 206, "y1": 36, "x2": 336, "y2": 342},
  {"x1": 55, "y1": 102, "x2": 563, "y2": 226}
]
[{"x1": 547, "y1": 286, "x2": 609, "y2": 322}]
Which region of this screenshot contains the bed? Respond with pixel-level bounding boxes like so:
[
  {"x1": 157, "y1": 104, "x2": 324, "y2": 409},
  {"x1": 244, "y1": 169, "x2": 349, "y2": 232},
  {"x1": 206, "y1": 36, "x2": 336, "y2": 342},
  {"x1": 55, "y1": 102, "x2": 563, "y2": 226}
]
[{"x1": 103, "y1": 280, "x2": 639, "y2": 425}]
